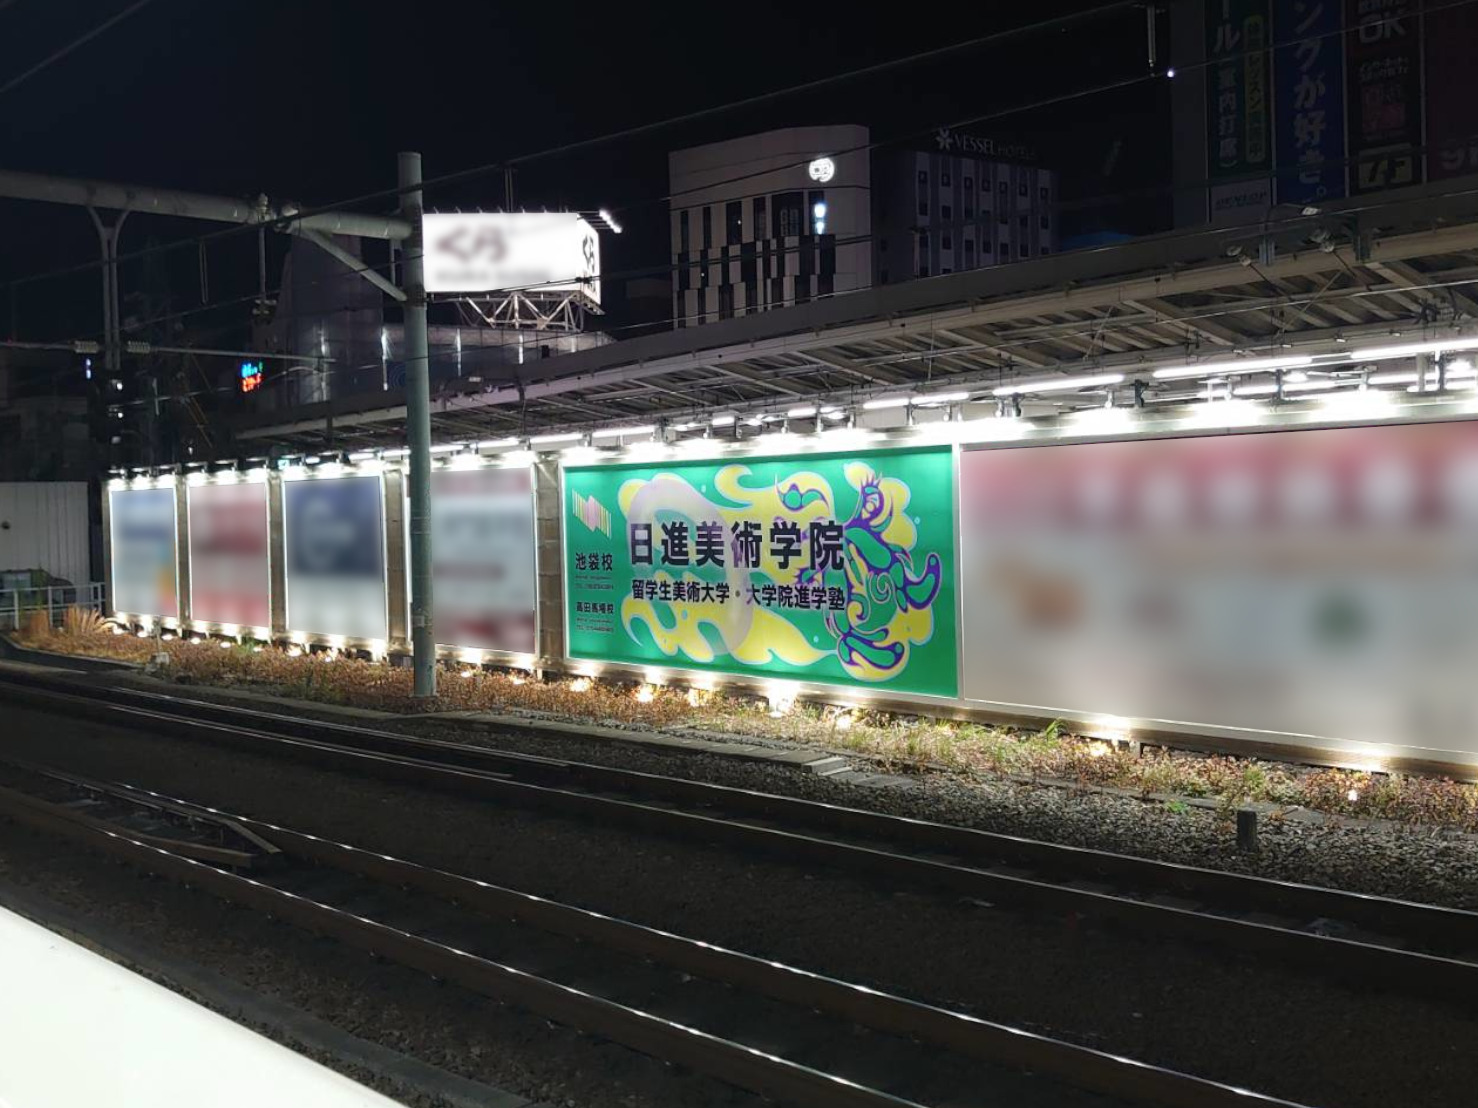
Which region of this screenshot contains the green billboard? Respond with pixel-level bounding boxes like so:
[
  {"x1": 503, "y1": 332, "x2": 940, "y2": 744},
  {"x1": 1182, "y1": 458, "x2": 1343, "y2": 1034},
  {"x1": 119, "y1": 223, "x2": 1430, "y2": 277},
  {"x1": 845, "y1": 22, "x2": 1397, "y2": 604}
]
[{"x1": 563, "y1": 446, "x2": 957, "y2": 697}]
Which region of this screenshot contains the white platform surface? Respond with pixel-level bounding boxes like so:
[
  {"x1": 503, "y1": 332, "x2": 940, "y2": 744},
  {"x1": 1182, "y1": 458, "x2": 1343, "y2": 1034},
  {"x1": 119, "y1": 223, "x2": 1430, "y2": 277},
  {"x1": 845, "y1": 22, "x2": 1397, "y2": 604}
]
[{"x1": 0, "y1": 906, "x2": 403, "y2": 1107}]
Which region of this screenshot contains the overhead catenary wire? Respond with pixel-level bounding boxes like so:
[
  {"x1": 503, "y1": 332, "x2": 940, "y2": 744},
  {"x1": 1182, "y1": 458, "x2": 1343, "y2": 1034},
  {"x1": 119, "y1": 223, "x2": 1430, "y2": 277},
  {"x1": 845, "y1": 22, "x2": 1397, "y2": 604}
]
[
  {"x1": 0, "y1": 0, "x2": 1153, "y2": 294},
  {"x1": 0, "y1": 0, "x2": 156, "y2": 98},
  {"x1": 6, "y1": 0, "x2": 1471, "y2": 304},
  {"x1": 10, "y1": 0, "x2": 1478, "y2": 423}
]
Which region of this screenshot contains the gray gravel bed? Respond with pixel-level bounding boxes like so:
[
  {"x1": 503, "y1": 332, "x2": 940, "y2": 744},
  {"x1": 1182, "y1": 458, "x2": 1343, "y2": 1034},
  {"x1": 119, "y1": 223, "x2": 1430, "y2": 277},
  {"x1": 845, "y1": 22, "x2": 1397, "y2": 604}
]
[
  {"x1": 412, "y1": 719, "x2": 1478, "y2": 912},
  {"x1": 133, "y1": 676, "x2": 1478, "y2": 911},
  {"x1": 4, "y1": 701, "x2": 1477, "y2": 1108}
]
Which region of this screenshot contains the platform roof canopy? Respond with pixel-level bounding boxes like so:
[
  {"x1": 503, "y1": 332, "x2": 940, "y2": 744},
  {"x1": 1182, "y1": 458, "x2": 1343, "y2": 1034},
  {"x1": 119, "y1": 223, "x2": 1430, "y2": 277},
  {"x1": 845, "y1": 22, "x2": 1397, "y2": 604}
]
[{"x1": 235, "y1": 181, "x2": 1478, "y2": 453}]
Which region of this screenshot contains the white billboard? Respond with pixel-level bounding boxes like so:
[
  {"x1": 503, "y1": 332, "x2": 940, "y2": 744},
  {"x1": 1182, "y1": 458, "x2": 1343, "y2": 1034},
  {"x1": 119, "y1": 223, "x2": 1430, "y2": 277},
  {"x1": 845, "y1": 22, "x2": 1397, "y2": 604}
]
[{"x1": 422, "y1": 213, "x2": 600, "y2": 302}]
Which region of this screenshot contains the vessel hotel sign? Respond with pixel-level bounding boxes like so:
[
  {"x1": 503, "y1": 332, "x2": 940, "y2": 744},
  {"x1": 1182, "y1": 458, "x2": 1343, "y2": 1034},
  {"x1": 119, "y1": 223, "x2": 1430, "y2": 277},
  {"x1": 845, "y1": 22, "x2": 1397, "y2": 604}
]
[
  {"x1": 933, "y1": 128, "x2": 1036, "y2": 163},
  {"x1": 422, "y1": 212, "x2": 601, "y2": 303}
]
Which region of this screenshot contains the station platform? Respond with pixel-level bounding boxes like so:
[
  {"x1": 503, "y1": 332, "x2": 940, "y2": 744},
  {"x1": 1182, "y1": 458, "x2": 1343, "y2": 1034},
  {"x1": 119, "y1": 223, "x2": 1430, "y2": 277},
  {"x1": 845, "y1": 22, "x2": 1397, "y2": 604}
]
[{"x1": 0, "y1": 906, "x2": 403, "y2": 1107}]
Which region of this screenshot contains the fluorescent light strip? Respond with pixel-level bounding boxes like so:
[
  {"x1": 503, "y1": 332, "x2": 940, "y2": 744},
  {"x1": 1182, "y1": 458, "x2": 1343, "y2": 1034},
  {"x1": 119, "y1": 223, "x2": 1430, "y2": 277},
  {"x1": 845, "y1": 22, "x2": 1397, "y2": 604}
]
[
  {"x1": 1153, "y1": 355, "x2": 1312, "y2": 381},
  {"x1": 530, "y1": 430, "x2": 583, "y2": 444},
  {"x1": 428, "y1": 443, "x2": 464, "y2": 455},
  {"x1": 476, "y1": 437, "x2": 519, "y2": 450},
  {"x1": 993, "y1": 372, "x2": 1124, "y2": 396},
  {"x1": 862, "y1": 395, "x2": 914, "y2": 411},
  {"x1": 786, "y1": 405, "x2": 818, "y2": 418},
  {"x1": 591, "y1": 425, "x2": 655, "y2": 439},
  {"x1": 1349, "y1": 336, "x2": 1478, "y2": 361},
  {"x1": 710, "y1": 414, "x2": 735, "y2": 427},
  {"x1": 917, "y1": 390, "x2": 970, "y2": 404},
  {"x1": 1233, "y1": 379, "x2": 1347, "y2": 397}
]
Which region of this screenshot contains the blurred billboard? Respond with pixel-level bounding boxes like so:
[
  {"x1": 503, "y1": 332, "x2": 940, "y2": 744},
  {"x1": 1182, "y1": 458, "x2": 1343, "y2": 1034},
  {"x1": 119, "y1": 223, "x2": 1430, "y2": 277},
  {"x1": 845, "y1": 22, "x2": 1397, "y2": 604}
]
[
  {"x1": 283, "y1": 475, "x2": 388, "y2": 641},
  {"x1": 187, "y1": 481, "x2": 269, "y2": 628},
  {"x1": 960, "y1": 422, "x2": 1478, "y2": 751},
  {"x1": 422, "y1": 213, "x2": 600, "y2": 302},
  {"x1": 109, "y1": 487, "x2": 178, "y2": 619},
  {"x1": 429, "y1": 467, "x2": 537, "y2": 654}
]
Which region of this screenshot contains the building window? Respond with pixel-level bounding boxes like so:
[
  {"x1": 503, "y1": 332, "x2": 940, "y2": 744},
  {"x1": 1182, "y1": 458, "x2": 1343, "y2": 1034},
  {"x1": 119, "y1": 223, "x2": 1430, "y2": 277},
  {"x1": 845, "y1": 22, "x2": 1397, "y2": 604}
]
[
  {"x1": 1020, "y1": 245, "x2": 1030, "y2": 257},
  {"x1": 679, "y1": 210, "x2": 690, "y2": 255},
  {"x1": 1018, "y1": 182, "x2": 1028, "y2": 196},
  {"x1": 918, "y1": 264, "x2": 929, "y2": 278},
  {"x1": 963, "y1": 239, "x2": 975, "y2": 263},
  {"x1": 770, "y1": 275, "x2": 785, "y2": 305},
  {"x1": 879, "y1": 237, "x2": 888, "y2": 253},
  {"x1": 918, "y1": 198, "x2": 929, "y2": 217},
  {"x1": 941, "y1": 203, "x2": 951, "y2": 221},
  {"x1": 753, "y1": 197, "x2": 767, "y2": 240},
  {"x1": 1040, "y1": 186, "x2": 1051, "y2": 201},
  {"x1": 1002, "y1": 243, "x2": 1011, "y2": 259},
  {"x1": 964, "y1": 176, "x2": 973, "y2": 191},
  {"x1": 701, "y1": 206, "x2": 712, "y2": 249},
  {"x1": 774, "y1": 192, "x2": 803, "y2": 237},
  {"x1": 727, "y1": 201, "x2": 742, "y2": 246},
  {"x1": 941, "y1": 233, "x2": 952, "y2": 250},
  {"x1": 941, "y1": 171, "x2": 951, "y2": 187},
  {"x1": 981, "y1": 208, "x2": 990, "y2": 223},
  {"x1": 998, "y1": 181, "x2": 1008, "y2": 194},
  {"x1": 879, "y1": 269, "x2": 889, "y2": 284},
  {"x1": 1040, "y1": 214, "x2": 1051, "y2": 230},
  {"x1": 1019, "y1": 214, "x2": 1028, "y2": 230},
  {"x1": 964, "y1": 205, "x2": 973, "y2": 220},
  {"x1": 981, "y1": 239, "x2": 992, "y2": 253},
  {"x1": 719, "y1": 284, "x2": 735, "y2": 320},
  {"x1": 696, "y1": 287, "x2": 707, "y2": 317},
  {"x1": 919, "y1": 231, "x2": 929, "y2": 250},
  {"x1": 998, "y1": 211, "x2": 1008, "y2": 224},
  {"x1": 917, "y1": 170, "x2": 928, "y2": 187}
]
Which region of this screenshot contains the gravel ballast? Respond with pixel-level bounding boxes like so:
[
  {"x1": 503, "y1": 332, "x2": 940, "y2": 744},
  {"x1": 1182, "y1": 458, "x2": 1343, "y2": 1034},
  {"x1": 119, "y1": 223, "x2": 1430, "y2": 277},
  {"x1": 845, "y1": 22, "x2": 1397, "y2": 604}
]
[{"x1": 2, "y1": 700, "x2": 1476, "y2": 1108}]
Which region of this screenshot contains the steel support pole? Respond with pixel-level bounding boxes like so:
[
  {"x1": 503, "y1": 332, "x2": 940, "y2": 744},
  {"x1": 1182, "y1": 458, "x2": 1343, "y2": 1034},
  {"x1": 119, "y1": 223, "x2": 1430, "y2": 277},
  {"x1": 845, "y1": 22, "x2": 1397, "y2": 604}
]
[{"x1": 398, "y1": 151, "x2": 435, "y2": 698}]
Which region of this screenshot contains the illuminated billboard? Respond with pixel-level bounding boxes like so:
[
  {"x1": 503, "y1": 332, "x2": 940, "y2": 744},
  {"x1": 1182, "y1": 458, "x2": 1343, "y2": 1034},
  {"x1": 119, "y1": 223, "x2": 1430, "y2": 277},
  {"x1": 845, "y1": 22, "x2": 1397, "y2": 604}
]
[
  {"x1": 429, "y1": 467, "x2": 537, "y2": 654},
  {"x1": 187, "y1": 480, "x2": 270, "y2": 628},
  {"x1": 109, "y1": 486, "x2": 178, "y2": 619},
  {"x1": 421, "y1": 212, "x2": 600, "y2": 302},
  {"x1": 282, "y1": 475, "x2": 388, "y2": 641},
  {"x1": 959, "y1": 422, "x2": 1478, "y2": 750},
  {"x1": 563, "y1": 448, "x2": 957, "y2": 697}
]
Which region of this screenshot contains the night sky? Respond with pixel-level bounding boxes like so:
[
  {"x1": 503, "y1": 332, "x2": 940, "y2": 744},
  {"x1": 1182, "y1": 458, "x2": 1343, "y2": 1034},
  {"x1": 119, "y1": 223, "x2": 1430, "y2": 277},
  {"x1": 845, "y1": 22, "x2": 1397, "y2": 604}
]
[{"x1": 1, "y1": 0, "x2": 1169, "y2": 344}]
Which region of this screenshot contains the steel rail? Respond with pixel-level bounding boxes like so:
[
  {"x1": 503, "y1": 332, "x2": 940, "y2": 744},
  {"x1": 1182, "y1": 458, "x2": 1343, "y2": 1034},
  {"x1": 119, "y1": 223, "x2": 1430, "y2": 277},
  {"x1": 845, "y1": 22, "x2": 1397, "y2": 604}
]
[
  {"x1": 0, "y1": 764, "x2": 1314, "y2": 1108},
  {"x1": 0, "y1": 781, "x2": 263, "y2": 868},
  {"x1": 7, "y1": 671, "x2": 1475, "y2": 948},
  {"x1": 0, "y1": 781, "x2": 922, "y2": 1108},
  {"x1": 3, "y1": 674, "x2": 1477, "y2": 1005}
]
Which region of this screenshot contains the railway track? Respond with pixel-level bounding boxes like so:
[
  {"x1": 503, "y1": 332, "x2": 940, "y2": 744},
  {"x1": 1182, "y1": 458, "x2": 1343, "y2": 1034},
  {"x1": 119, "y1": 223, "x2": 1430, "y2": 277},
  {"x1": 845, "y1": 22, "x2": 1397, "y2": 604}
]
[
  {"x1": 0, "y1": 754, "x2": 1311, "y2": 1108},
  {"x1": 2, "y1": 669, "x2": 1475, "y2": 1010}
]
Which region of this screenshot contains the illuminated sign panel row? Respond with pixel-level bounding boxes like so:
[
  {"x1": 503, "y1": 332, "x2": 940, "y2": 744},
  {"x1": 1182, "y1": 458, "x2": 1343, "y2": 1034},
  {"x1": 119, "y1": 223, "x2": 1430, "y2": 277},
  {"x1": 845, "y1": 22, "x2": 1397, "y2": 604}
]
[
  {"x1": 108, "y1": 417, "x2": 1478, "y2": 763},
  {"x1": 110, "y1": 470, "x2": 539, "y2": 655}
]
